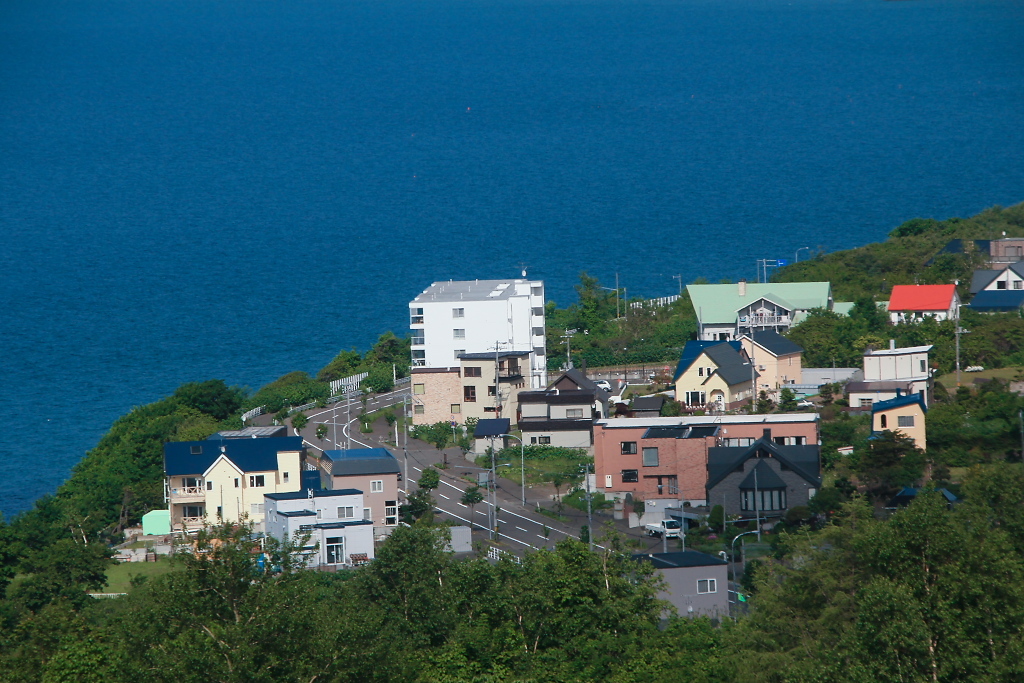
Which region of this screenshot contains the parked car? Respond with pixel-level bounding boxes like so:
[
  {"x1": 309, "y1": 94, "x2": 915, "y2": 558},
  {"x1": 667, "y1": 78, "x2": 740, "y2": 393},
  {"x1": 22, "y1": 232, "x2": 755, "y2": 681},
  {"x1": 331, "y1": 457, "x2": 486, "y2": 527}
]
[
  {"x1": 645, "y1": 519, "x2": 683, "y2": 538},
  {"x1": 594, "y1": 380, "x2": 612, "y2": 392}
]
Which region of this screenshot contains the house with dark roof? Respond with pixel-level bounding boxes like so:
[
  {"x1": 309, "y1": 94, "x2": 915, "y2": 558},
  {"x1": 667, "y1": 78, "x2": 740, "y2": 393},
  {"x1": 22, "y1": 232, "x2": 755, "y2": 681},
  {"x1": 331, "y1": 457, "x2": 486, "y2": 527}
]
[
  {"x1": 264, "y1": 488, "x2": 376, "y2": 568},
  {"x1": 629, "y1": 395, "x2": 667, "y2": 418},
  {"x1": 162, "y1": 435, "x2": 305, "y2": 532},
  {"x1": 739, "y1": 331, "x2": 803, "y2": 397},
  {"x1": 705, "y1": 430, "x2": 821, "y2": 522},
  {"x1": 673, "y1": 341, "x2": 757, "y2": 411},
  {"x1": 318, "y1": 448, "x2": 401, "y2": 531},
  {"x1": 887, "y1": 285, "x2": 960, "y2": 324},
  {"x1": 632, "y1": 551, "x2": 729, "y2": 618},
  {"x1": 871, "y1": 391, "x2": 927, "y2": 450},
  {"x1": 516, "y1": 369, "x2": 610, "y2": 448},
  {"x1": 968, "y1": 263, "x2": 1024, "y2": 312}
]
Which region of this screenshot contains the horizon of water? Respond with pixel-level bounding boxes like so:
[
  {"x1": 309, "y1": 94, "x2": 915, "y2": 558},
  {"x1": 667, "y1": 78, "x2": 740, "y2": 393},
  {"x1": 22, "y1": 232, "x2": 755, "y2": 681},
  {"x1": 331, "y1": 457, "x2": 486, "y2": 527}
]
[{"x1": 1, "y1": 0, "x2": 1022, "y2": 516}]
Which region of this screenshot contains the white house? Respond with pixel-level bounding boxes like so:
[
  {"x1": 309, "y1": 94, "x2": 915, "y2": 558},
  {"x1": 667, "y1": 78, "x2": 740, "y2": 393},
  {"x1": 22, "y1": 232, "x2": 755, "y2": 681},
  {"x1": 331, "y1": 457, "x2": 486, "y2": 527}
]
[
  {"x1": 887, "y1": 285, "x2": 960, "y2": 324},
  {"x1": 687, "y1": 281, "x2": 835, "y2": 341},
  {"x1": 163, "y1": 435, "x2": 304, "y2": 532},
  {"x1": 846, "y1": 341, "x2": 933, "y2": 408},
  {"x1": 264, "y1": 488, "x2": 376, "y2": 569},
  {"x1": 409, "y1": 278, "x2": 547, "y2": 389}
]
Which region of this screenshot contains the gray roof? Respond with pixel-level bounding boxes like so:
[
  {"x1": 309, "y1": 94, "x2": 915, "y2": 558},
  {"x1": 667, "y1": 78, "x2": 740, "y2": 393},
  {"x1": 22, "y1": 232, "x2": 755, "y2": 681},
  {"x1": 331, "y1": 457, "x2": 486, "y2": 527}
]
[
  {"x1": 215, "y1": 426, "x2": 287, "y2": 439},
  {"x1": 642, "y1": 424, "x2": 719, "y2": 439},
  {"x1": 707, "y1": 437, "x2": 821, "y2": 490},
  {"x1": 631, "y1": 550, "x2": 727, "y2": 569},
  {"x1": 747, "y1": 331, "x2": 803, "y2": 357},
  {"x1": 970, "y1": 269, "x2": 1001, "y2": 294},
  {"x1": 552, "y1": 368, "x2": 604, "y2": 395},
  {"x1": 703, "y1": 343, "x2": 758, "y2": 386},
  {"x1": 321, "y1": 448, "x2": 400, "y2": 477},
  {"x1": 411, "y1": 279, "x2": 541, "y2": 303},
  {"x1": 739, "y1": 461, "x2": 787, "y2": 489},
  {"x1": 631, "y1": 396, "x2": 666, "y2": 412}
]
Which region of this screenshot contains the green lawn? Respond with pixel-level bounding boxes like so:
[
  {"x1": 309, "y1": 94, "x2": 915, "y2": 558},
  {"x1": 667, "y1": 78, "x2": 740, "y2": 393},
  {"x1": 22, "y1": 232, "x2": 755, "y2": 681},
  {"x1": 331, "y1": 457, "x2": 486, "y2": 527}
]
[
  {"x1": 497, "y1": 456, "x2": 587, "y2": 488},
  {"x1": 105, "y1": 558, "x2": 179, "y2": 593},
  {"x1": 935, "y1": 366, "x2": 1024, "y2": 390}
]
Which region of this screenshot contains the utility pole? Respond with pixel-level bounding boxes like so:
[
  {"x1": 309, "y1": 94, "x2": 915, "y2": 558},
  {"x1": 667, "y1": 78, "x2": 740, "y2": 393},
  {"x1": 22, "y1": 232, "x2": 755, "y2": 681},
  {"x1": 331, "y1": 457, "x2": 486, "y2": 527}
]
[
  {"x1": 956, "y1": 324, "x2": 962, "y2": 387},
  {"x1": 581, "y1": 462, "x2": 594, "y2": 552},
  {"x1": 560, "y1": 329, "x2": 577, "y2": 369},
  {"x1": 672, "y1": 274, "x2": 683, "y2": 296},
  {"x1": 754, "y1": 465, "x2": 761, "y2": 542},
  {"x1": 615, "y1": 272, "x2": 621, "y2": 319},
  {"x1": 1019, "y1": 409, "x2": 1023, "y2": 461}
]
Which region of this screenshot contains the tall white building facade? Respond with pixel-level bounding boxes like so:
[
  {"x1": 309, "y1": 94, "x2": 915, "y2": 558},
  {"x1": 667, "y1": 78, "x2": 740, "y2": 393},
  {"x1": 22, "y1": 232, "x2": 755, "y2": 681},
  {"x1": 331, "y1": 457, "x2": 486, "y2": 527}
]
[{"x1": 409, "y1": 279, "x2": 547, "y2": 388}]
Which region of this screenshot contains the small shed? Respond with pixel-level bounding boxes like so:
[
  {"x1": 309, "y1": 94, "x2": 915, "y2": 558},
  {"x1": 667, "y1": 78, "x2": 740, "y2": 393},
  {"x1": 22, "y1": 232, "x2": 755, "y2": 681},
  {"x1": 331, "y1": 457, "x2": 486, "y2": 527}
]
[{"x1": 142, "y1": 509, "x2": 171, "y2": 536}]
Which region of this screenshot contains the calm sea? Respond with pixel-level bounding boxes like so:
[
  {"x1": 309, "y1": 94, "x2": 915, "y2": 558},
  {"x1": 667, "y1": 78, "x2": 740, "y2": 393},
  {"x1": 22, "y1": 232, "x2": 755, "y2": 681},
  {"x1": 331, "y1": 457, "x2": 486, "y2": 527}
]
[{"x1": 1, "y1": 0, "x2": 1022, "y2": 516}]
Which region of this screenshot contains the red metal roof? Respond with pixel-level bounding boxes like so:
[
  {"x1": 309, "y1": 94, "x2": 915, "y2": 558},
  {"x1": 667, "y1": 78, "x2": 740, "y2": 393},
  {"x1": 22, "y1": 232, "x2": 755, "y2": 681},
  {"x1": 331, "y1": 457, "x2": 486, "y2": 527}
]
[{"x1": 887, "y1": 284, "x2": 957, "y2": 311}]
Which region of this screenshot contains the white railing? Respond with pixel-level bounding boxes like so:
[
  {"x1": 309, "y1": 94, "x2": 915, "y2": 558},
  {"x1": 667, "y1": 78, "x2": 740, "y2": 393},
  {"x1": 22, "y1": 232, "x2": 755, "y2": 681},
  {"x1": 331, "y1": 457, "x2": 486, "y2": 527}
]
[
  {"x1": 745, "y1": 315, "x2": 790, "y2": 326},
  {"x1": 630, "y1": 294, "x2": 680, "y2": 309},
  {"x1": 179, "y1": 516, "x2": 205, "y2": 528},
  {"x1": 241, "y1": 406, "x2": 264, "y2": 422},
  {"x1": 330, "y1": 372, "x2": 369, "y2": 396},
  {"x1": 487, "y1": 546, "x2": 521, "y2": 564},
  {"x1": 171, "y1": 486, "x2": 204, "y2": 496}
]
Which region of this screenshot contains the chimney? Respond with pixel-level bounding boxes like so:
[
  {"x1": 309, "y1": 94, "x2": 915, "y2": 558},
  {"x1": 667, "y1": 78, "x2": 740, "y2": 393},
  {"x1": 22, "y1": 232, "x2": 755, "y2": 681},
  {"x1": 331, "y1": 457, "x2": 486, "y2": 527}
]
[
  {"x1": 763, "y1": 428, "x2": 772, "y2": 441},
  {"x1": 738, "y1": 279, "x2": 747, "y2": 296},
  {"x1": 889, "y1": 339, "x2": 896, "y2": 351}
]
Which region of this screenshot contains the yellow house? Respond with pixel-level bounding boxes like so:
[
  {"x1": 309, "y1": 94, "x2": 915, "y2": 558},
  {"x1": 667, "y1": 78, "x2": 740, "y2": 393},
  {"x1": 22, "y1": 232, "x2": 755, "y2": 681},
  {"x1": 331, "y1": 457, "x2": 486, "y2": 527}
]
[
  {"x1": 673, "y1": 341, "x2": 757, "y2": 411},
  {"x1": 871, "y1": 392, "x2": 927, "y2": 450},
  {"x1": 739, "y1": 331, "x2": 803, "y2": 397},
  {"x1": 164, "y1": 435, "x2": 304, "y2": 532}
]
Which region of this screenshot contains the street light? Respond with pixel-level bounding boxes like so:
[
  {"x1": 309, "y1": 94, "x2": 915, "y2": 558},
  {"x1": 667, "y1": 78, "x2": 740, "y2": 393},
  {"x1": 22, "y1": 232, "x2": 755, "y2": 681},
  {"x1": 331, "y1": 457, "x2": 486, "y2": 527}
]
[
  {"x1": 795, "y1": 246, "x2": 811, "y2": 262},
  {"x1": 498, "y1": 433, "x2": 526, "y2": 506}
]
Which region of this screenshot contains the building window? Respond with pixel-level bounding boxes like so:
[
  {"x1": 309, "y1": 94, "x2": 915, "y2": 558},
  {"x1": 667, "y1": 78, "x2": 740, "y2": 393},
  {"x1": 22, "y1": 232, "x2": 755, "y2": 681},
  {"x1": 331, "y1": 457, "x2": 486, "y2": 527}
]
[
  {"x1": 371, "y1": 480, "x2": 384, "y2": 493},
  {"x1": 698, "y1": 579, "x2": 717, "y2": 594},
  {"x1": 234, "y1": 478, "x2": 239, "y2": 488},
  {"x1": 363, "y1": 508, "x2": 372, "y2": 521},
  {"x1": 385, "y1": 501, "x2": 398, "y2": 525},
  {"x1": 465, "y1": 367, "x2": 482, "y2": 377},
  {"x1": 538, "y1": 436, "x2": 551, "y2": 444},
  {"x1": 206, "y1": 480, "x2": 213, "y2": 490},
  {"x1": 484, "y1": 406, "x2": 497, "y2": 412},
  {"x1": 698, "y1": 367, "x2": 704, "y2": 377},
  {"x1": 452, "y1": 308, "x2": 465, "y2": 318},
  {"x1": 316, "y1": 508, "x2": 322, "y2": 519},
  {"x1": 860, "y1": 398, "x2": 873, "y2": 408},
  {"x1": 453, "y1": 329, "x2": 466, "y2": 339},
  {"x1": 283, "y1": 472, "x2": 289, "y2": 483},
  {"x1": 414, "y1": 405, "x2": 425, "y2": 415},
  {"x1": 487, "y1": 385, "x2": 497, "y2": 397},
  {"x1": 325, "y1": 537, "x2": 345, "y2": 565},
  {"x1": 880, "y1": 414, "x2": 888, "y2": 429},
  {"x1": 621, "y1": 469, "x2": 639, "y2": 483},
  {"x1": 451, "y1": 404, "x2": 461, "y2": 414},
  {"x1": 413, "y1": 383, "x2": 425, "y2": 395},
  {"x1": 190, "y1": 445, "x2": 203, "y2": 455},
  {"x1": 464, "y1": 386, "x2": 477, "y2": 402},
  {"x1": 182, "y1": 505, "x2": 204, "y2": 519},
  {"x1": 412, "y1": 349, "x2": 425, "y2": 363},
  {"x1": 741, "y1": 489, "x2": 787, "y2": 511},
  {"x1": 605, "y1": 474, "x2": 613, "y2": 488},
  {"x1": 621, "y1": 441, "x2": 638, "y2": 455},
  {"x1": 249, "y1": 475, "x2": 265, "y2": 488},
  {"x1": 898, "y1": 415, "x2": 915, "y2": 428},
  {"x1": 685, "y1": 391, "x2": 706, "y2": 406},
  {"x1": 533, "y1": 327, "x2": 544, "y2": 336},
  {"x1": 1016, "y1": 281, "x2": 1023, "y2": 290},
  {"x1": 642, "y1": 447, "x2": 659, "y2": 467},
  {"x1": 998, "y1": 281, "x2": 1007, "y2": 290},
  {"x1": 250, "y1": 503, "x2": 265, "y2": 516},
  {"x1": 530, "y1": 437, "x2": 537, "y2": 444},
  {"x1": 410, "y1": 308, "x2": 424, "y2": 325},
  {"x1": 566, "y1": 408, "x2": 584, "y2": 419},
  {"x1": 920, "y1": 359, "x2": 927, "y2": 373},
  {"x1": 411, "y1": 331, "x2": 424, "y2": 345},
  {"x1": 338, "y1": 506, "x2": 355, "y2": 519},
  {"x1": 532, "y1": 307, "x2": 544, "y2": 316}
]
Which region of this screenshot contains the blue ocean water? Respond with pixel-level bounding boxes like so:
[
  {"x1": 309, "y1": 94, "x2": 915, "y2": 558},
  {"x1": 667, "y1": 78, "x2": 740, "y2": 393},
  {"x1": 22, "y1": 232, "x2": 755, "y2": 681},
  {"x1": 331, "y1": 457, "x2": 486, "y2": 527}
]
[{"x1": 1, "y1": 0, "x2": 1022, "y2": 517}]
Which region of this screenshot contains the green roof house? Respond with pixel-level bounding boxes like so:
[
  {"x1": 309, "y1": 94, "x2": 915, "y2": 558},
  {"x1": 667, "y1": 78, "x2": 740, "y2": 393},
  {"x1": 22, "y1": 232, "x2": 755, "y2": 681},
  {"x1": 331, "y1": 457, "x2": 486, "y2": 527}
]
[{"x1": 687, "y1": 280, "x2": 834, "y2": 341}]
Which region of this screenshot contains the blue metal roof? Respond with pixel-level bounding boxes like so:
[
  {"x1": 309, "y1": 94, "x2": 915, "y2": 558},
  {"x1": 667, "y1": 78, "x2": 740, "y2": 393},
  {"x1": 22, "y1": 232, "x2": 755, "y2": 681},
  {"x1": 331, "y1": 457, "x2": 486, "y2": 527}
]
[
  {"x1": 673, "y1": 340, "x2": 743, "y2": 380},
  {"x1": 164, "y1": 436, "x2": 304, "y2": 477},
  {"x1": 264, "y1": 488, "x2": 363, "y2": 501},
  {"x1": 968, "y1": 289, "x2": 1024, "y2": 311},
  {"x1": 474, "y1": 418, "x2": 511, "y2": 438},
  {"x1": 321, "y1": 448, "x2": 401, "y2": 476},
  {"x1": 871, "y1": 392, "x2": 927, "y2": 414}
]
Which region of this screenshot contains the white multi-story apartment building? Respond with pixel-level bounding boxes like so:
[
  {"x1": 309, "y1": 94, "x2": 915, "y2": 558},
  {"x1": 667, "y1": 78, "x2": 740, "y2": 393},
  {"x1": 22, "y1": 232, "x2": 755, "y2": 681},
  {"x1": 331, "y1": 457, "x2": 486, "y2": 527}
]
[{"x1": 409, "y1": 278, "x2": 547, "y2": 388}]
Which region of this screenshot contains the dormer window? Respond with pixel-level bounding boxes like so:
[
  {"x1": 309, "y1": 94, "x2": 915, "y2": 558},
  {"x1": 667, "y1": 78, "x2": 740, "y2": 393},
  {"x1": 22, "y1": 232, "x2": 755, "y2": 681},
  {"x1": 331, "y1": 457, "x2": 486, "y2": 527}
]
[{"x1": 190, "y1": 445, "x2": 202, "y2": 455}]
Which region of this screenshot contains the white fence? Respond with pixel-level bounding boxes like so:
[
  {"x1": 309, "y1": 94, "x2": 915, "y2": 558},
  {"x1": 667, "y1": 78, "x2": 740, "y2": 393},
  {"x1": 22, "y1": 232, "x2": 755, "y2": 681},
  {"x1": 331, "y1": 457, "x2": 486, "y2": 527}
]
[
  {"x1": 330, "y1": 372, "x2": 369, "y2": 396},
  {"x1": 487, "y1": 546, "x2": 521, "y2": 564},
  {"x1": 240, "y1": 406, "x2": 264, "y2": 422}
]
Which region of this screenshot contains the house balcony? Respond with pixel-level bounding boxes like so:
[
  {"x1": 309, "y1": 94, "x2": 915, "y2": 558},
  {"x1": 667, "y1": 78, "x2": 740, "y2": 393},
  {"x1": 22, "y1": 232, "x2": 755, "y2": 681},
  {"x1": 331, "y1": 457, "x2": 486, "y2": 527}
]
[
  {"x1": 743, "y1": 315, "x2": 791, "y2": 327},
  {"x1": 168, "y1": 486, "x2": 205, "y2": 503},
  {"x1": 175, "y1": 516, "x2": 206, "y2": 532}
]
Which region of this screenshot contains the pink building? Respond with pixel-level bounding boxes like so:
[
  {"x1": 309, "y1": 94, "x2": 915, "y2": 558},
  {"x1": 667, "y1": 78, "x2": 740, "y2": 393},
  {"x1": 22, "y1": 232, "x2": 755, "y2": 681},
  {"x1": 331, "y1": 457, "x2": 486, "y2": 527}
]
[{"x1": 593, "y1": 414, "x2": 819, "y2": 506}]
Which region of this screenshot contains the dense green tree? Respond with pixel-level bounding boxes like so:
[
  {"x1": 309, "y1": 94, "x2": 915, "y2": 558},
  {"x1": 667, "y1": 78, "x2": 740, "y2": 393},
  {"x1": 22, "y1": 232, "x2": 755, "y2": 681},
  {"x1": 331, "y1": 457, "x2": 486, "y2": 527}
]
[
  {"x1": 855, "y1": 430, "x2": 925, "y2": 500},
  {"x1": 418, "y1": 467, "x2": 440, "y2": 492},
  {"x1": 360, "y1": 363, "x2": 395, "y2": 394},
  {"x1": 778, "y1": 387, "x2": 798, "y2": 412},
  {"x1": 172, "y1": 380, "x2": 245, "y2": 421},
  {"x1": 316, "y1": 348, "x2": 362, "y2": 382}
]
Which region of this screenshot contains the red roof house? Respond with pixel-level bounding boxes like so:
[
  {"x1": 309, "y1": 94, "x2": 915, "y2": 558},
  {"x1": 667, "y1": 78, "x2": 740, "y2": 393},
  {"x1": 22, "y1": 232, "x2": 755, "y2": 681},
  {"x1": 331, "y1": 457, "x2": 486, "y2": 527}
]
[{"x1": 887, "y1": 285, "x2": 960, "y2": 323}]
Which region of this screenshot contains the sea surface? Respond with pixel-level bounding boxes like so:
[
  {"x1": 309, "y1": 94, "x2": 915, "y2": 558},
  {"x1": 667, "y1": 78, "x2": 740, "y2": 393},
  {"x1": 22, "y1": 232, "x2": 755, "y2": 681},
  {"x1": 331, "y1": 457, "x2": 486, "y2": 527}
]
[{"x1": 2, "y1": 0, "x2": 1022, "y2": 517}]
